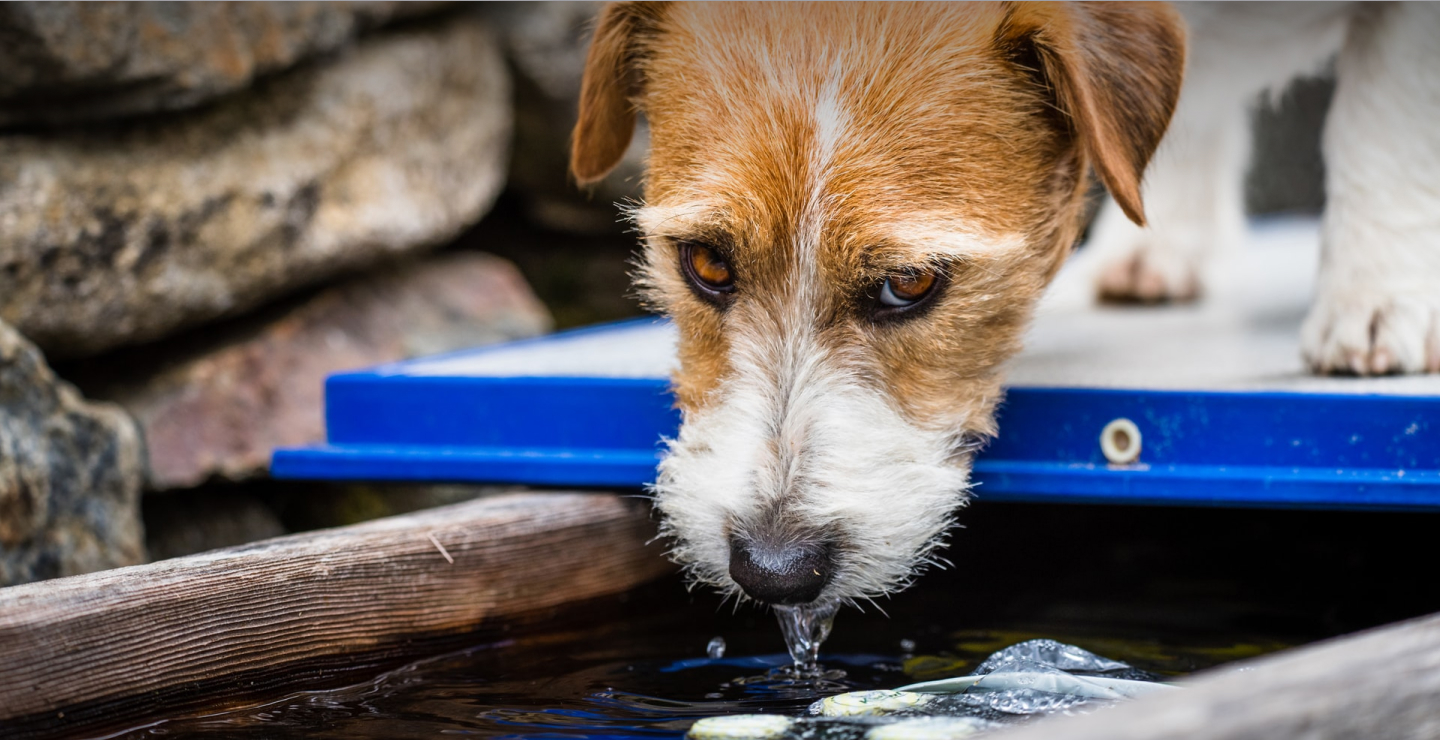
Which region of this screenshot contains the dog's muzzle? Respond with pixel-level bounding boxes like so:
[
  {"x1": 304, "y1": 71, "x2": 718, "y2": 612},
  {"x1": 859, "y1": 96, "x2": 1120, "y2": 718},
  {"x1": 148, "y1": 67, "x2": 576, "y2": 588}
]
[{"x1": 728, "y1": 535, "x2": 834, "y2": 605}]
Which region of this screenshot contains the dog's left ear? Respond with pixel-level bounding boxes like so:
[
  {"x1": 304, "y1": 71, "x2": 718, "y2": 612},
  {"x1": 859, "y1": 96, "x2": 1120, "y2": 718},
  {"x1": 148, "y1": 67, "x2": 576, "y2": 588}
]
[
  {"x1": 1001, "y1": 2, "x2": 1187, "y2": 225},
  {"x1": 571, "y1": 2, "x2": 668, "y2": 186}
]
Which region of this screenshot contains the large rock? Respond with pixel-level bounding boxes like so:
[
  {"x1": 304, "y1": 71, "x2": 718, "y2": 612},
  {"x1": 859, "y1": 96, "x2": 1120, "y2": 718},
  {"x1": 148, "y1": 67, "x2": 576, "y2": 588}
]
[
  {"x1": 0, "y1": 1, "x2": 447, "y2": 126},
  {"x1": 90, "y1": 252, "x2": 550, "y2": 490},
  {"x1": 0, "y1": 15, "x2": 512, "y2": 358},
  {"x1": 0, "y1": 319, "x2": 144, "y2": 586},
  {"x1": 486, "y1": 2, "x2": 646, "y2": 234}
]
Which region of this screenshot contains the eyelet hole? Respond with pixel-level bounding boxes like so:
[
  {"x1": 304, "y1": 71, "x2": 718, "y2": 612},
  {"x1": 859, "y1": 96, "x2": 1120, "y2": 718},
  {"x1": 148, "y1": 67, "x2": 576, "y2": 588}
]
[{"x1": 1100, "y1": 418, "x2": 1142, "y2": 465}]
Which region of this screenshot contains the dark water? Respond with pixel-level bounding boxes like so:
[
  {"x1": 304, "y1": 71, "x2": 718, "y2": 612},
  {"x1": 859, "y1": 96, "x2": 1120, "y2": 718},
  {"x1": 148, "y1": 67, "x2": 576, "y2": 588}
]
[
  {"x1": 100, "y1": 503, "x2": 1440, "y2": 739},
  {"x1": 103, "y1": 608, "x2": 1264, "y2": 740}
]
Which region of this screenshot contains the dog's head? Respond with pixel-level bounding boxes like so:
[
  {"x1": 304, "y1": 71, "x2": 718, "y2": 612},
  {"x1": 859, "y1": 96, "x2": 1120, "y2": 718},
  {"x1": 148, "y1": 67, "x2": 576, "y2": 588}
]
[{"x1": 572, "y1": 2, "x2": 1184, "y2": 609}]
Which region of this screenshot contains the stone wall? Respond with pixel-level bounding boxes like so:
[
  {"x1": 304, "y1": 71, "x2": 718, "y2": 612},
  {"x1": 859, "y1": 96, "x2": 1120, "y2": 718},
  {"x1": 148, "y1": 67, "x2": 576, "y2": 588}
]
[
  {"x1": 0, "y1": 3, "x2": 561, "y2": 586},
  {"x1": 0, "y1": 2, "x2": 446, "y2": 125},
  {"x1": 1, "y1": 12, "x2": 513, "y2": 358}
]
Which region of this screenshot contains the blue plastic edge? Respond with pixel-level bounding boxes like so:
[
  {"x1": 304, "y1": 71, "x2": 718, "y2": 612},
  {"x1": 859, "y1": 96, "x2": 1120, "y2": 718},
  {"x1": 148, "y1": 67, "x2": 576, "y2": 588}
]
[{"x1": 270, "y1": 320, "x2": 1440, "y2": 511}]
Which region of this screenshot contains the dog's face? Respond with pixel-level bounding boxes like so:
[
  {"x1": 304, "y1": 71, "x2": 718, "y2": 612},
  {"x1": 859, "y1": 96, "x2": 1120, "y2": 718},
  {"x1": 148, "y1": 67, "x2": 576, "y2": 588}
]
[{"x1": 573, "y1": 2, "x2": 1184, "y2": 609}]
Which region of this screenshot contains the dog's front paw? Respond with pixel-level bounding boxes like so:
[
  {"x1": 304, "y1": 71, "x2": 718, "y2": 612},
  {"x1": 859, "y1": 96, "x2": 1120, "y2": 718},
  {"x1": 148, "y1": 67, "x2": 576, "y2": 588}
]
[
  {"x1": 1301, "y1": 289, "x2": 1440, "y2": 375},
  {"x1": 1095, "y1": 244, "x2": 1201, "y2": 304}
]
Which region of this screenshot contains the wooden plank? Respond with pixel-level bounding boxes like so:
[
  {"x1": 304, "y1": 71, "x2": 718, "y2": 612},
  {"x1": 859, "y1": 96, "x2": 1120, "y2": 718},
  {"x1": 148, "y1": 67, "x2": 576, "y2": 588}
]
[
  {"x1": 990, "y1": 611, "x2": 1440, "y2": 740},
  {"x1": 0, "y1": 491, "x2": 671, "y2": 722}
]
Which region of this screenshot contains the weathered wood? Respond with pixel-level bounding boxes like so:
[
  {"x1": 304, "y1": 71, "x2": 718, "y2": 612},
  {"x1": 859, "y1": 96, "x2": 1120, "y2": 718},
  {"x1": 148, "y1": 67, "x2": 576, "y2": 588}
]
[
  {"x1": 991, "y1": 611, "x2": 1440, "y2": 740},
  {"x1": 0, "y1": 491, "x2": 671, "y2": 722}
]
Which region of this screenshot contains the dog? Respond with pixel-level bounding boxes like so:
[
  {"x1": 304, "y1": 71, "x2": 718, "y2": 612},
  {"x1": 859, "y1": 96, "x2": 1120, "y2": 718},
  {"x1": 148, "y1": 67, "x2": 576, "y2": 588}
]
[
  {"x1": 569, "y1": 1, "x2": 1189, "y2": 620},
  {"x1": 1089, "y1": 2, "x2": 1440, "y2": 375},
  {"x1": 569, "y1": 1, "x2": 1190, "y2": 621}
]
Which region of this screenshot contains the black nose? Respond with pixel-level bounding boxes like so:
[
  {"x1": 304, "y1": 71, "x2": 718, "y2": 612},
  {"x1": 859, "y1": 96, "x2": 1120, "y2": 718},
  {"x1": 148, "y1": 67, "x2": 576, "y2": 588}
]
[{"x1": 729, "y1": 537, "x2": 833, "y2": 605}]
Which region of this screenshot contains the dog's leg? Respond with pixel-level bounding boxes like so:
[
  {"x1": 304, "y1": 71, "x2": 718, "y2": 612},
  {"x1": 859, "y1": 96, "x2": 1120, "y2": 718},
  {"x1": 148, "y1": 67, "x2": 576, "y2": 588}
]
[
  {"x1": 1090, "y1": 89, "x2": 1250, "y2": 303},
  {"x1": 1302, "y1": 3, "x2": 1440, "y2": 375},
  {"x1": 1091, "y1": 3, "x2": 1350, "y2": 303}
]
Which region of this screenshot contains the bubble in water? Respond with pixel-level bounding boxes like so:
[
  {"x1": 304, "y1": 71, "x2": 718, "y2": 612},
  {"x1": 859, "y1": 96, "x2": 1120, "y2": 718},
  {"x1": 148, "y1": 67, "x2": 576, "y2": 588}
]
[
  {"x1": 972, "y1": 640, "x2": 1129, "y2": 677},
  {"x1": 774, "y1": 602, "x2": 839, "y2": 671},
  {"x1": 707, "y1": 637, "x2": 727, "y2": 659}
]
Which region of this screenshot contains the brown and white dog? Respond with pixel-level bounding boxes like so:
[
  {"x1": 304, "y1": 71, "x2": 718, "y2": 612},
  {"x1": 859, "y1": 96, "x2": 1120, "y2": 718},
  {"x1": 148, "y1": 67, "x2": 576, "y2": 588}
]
[{"x1": 569, "y1": 3, "x2": 1186, "y2": 615}]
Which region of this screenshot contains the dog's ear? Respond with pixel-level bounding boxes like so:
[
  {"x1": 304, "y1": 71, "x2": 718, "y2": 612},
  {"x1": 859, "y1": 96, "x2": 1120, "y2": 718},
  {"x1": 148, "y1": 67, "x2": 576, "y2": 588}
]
[
  {"x1": 1000, "y1": 2, "x2": 1186, "y2": 225},
  {"x1": 571, "y1": 2, "x2": 666, "y2": 186}
]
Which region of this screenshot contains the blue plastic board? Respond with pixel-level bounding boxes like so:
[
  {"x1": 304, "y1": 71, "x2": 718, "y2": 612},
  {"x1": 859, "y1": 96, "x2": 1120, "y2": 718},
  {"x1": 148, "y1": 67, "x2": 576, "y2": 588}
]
[
  {"x1": 271, "y1": 221, "x2": 1440, "y2": 510},
  {"x1": 271, "y1": 318, "x2": 1440, "y2": 511}
]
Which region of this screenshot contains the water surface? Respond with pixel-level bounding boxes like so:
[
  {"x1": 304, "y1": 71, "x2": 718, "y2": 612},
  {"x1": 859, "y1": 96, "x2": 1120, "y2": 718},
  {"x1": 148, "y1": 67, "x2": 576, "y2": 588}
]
[{"x1": 103, "y1": 502, "x2": 1440, "y2": 739}]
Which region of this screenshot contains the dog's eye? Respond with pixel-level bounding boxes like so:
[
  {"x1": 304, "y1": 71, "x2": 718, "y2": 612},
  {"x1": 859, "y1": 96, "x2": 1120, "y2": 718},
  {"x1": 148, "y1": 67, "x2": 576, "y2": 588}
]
[
  {"x1": 680, "y1": 242, "x2": 735, "y2": 302},
  {"x1": 878, "y1": 269, "x2": 939, "y2": 308}
]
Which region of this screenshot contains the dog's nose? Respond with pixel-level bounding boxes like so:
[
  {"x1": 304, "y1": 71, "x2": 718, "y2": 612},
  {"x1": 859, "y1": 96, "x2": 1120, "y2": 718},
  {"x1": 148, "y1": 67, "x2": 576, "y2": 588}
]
[{"x1": 728, "y1": 537, "x2": 833, "y2": 605}]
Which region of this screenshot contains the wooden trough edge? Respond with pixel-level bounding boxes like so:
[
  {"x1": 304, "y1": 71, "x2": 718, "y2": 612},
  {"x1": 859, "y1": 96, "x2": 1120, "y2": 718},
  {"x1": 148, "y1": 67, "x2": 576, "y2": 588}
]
[
  {"x1": 990, "y1": 609, "x2": 1440, "y2": 740},
  {"x1": 0, "y1": 490, "x2": 673, "y2": 725}
]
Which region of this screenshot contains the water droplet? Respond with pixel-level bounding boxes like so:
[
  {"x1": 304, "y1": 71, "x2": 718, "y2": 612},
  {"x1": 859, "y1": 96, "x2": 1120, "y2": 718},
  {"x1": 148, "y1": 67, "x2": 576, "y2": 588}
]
[
  {"x1": 774, "y1": 602, "x2": 839, "y2": 671},
  {"x1": 899, "y1": 639, "x2": 916, "y2": 653},
  {"x1": 707, "y1": 636, "x2": 727, "y2": 659}
]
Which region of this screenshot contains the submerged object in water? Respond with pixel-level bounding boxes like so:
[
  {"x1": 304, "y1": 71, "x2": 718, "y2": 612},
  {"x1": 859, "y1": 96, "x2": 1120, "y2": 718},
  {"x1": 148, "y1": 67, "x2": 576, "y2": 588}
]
[
  {"x1": 818, "y1": 690, "x2": 932, "y2": 717},
  {"x1": 865, "y1": 716, "x2": 996, "y2": 740},
  {"x1": 686, "y1": 639, "x2": 1177, "y2": 740},
  {"x1": 690, "y1": 714, "x2": 795, "y2": 740},
  {"x1": 899, "y1": 671, "x2": 1175, "y2": 700}
]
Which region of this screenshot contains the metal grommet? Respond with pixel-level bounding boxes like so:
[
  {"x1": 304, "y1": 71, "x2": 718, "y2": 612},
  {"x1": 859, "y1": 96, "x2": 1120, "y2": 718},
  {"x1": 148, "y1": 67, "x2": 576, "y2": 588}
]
[{"x1": 1100, "y1": 418, "x2": 1142, "y2": 465}]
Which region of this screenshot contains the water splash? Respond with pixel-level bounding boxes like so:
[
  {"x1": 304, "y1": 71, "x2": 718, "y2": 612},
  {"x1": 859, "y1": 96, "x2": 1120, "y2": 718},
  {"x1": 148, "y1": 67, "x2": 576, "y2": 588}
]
[
  {"x1": 774, "y1": 602, "x2": 839, "y2": 671},
  {"x1": 708, "y1": 637, "x2": 728, "y2": 659}
]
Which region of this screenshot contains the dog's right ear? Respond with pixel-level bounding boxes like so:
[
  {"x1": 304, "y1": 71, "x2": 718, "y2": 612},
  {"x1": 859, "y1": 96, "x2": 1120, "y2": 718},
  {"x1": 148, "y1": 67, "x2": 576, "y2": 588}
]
[{"x1": 571, "y1": 2, "x2": 666, "y2": 186}]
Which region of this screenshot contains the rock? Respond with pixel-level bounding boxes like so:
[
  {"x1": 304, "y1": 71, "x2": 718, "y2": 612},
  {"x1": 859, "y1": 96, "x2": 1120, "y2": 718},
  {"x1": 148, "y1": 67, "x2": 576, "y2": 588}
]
[
  {"x1": 87, "y1": 252, "x2": 550, "y2": 490},
  {"x1": 0, "y1": 319, "x2": 144, "y2": 586},
  {"x1": 0, "y1": 1, "x2": 448, "y2": 125},
  {"x1": 0, "y1": 15, "x2": 512, "y2": 358},
  {"x1": 485, "y1": 2, "x2": 647, "y2": 234}
]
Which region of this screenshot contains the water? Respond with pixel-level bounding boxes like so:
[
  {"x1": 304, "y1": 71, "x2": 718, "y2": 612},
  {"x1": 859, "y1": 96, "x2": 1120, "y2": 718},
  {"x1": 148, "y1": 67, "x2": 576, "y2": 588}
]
[
  {"x1": 80, "y1": 502, "x2": 1440, "y2": 739},
  {"x1": 95, "y1": 587, "x2": 1286, "y2": 740},
  {"x1": 775, "y1": 603, "x2": 840, "y2": 670},
  {"x1": 104, "y1": 632, "x2": 1188, "y2": 739}
]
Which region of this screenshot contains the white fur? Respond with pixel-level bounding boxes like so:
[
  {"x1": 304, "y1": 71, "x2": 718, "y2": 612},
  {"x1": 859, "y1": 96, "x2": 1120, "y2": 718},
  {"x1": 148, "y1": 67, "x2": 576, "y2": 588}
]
[
  {"x1": 653, "y1": 321, "x2": 972, "y2": 606},
  {"x1": 1088, "y1": 2, "x2": 1440, "y2": 374},
  {"x1": 1302, "y1": 2, "x2": 1440, "y2": 374},
  {"x1": 879, "y1": 220, "x2": 1029, "y2": 260}
]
